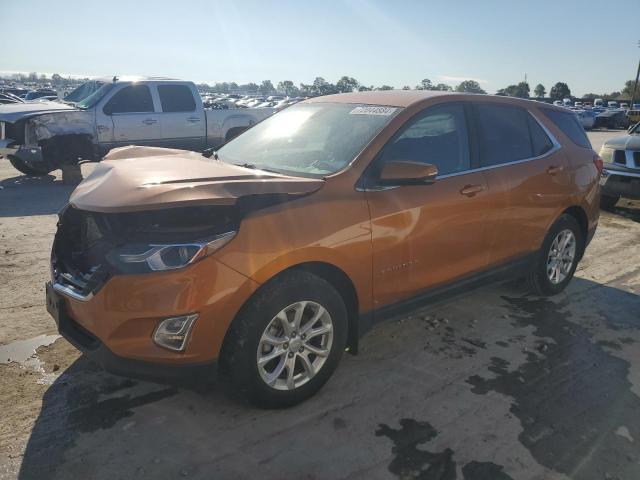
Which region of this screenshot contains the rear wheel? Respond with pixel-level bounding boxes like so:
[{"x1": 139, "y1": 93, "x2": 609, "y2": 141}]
[
  {"x1": 600, "y1": 194, "x2": 619, "y2": 210},
  {"x1": 8, "y1": 155, "x2": 51, "y2": 176},
  {"x1": 527, "y1": 214, "x2": 583, "y2": 296},
  {"x1": 220, "y1": 270, "x2": 348, "y2": 408}
]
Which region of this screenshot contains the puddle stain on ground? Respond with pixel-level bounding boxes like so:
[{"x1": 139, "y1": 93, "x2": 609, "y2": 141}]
[
  {"x1": 18, "y1": 360, "x2": 178, "y2": 480},
  {"x1": 466, "y1": 295, "x2": 640, "y2": 480},
  {"x1": 376, "y1": 419, "x2": 456, "y2": 480},
  {"x1": 375, "y1": 419, "x2": 516, "y2": 480},
  {"x1": 0, "y1": 334, "x2": 60, "y2": 372}
]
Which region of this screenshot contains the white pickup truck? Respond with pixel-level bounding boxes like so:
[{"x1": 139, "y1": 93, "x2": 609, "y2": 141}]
[{"x1": 0, "y1": 76, "x2": 274, "y2": 175}]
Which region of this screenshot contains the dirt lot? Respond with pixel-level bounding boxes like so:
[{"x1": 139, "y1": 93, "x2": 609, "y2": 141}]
[{"x1": 1, "y1": 130, "x2": 639, "y2": 480}]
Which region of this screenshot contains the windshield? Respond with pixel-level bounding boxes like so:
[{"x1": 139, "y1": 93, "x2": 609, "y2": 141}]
[
  {"x1": 75, "y1": 83, "x2": 115, "y2": 109},
  {"x1": 216, "y1": 103, "x2": 399, "y2": 177},
  {"x1": 64, "y1": 80, "x2": 105, "y2": 103}
]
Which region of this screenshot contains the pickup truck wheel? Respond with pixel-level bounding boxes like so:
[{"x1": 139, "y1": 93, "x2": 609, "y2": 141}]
[
  {"x1": 220, "y1": 270, "x2": 348, "y2": 408},
  {"x1": 8, "y1": 155, "x2": 51, "y2": 176},
  {"x1": 527, "y1": 214, "x2": 583, "y2": 296},
  {"x1": 600, "y1": 194, "x2": 619, "y2": 210}
]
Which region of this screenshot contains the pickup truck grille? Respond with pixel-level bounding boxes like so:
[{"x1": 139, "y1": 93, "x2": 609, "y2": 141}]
[{"x1": 613, "y1": 150, "x2": 626, "y2": 165}]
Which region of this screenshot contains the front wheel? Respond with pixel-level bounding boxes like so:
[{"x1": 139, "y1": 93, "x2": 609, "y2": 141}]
[
  {"x1": 8, "y1": 155, "x2": 52, "y2": 176},
  {"x1": 527, "y1": 214, "x2": 583, "y2": 296},
  {"x1": 220, "y1": 270, "x2": 348, "y2": 408}
]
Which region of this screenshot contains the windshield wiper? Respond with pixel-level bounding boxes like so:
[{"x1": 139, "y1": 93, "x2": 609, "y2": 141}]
[{"x1": 237, "y1": 163, "x2": 282, "y2": 175}]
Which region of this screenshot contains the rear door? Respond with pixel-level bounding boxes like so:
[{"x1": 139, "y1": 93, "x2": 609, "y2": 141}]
[
  {"x1": 156, "y1": 83, "x2": 206, "y2": 151},
  {"x1": 98, "y1": 84, "x2": 161, "y2": 149},
  {"x1": 471, "y1": 102, "x2": 571, "y2": 266},
  {"x1": 365, "y1": 103, "x2": 491, "y2": 308}
]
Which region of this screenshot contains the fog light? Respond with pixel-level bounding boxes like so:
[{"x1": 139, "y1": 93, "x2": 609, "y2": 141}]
[{"x1": 153, "y1": 314, "x2": 198, "y2": 352}]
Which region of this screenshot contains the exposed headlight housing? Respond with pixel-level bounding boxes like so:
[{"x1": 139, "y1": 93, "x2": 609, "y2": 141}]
[
  {"x1": 107, "y1": 231, "x2": 236, "y2": 273},
  {"x1": 599, "y1": 146, "x2": 614, "y2": 164}
]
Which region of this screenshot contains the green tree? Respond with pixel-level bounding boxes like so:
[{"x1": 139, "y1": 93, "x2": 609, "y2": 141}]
[
  {"x1": 415, "y1": 78, "x2": 434, "y2": 90},
  {"x1": 622, "y1": 80, "x2": 636, "y2": 98},
  {"x1": 534, "y1": 83, "x2": 546, "y2": 98},
  {"x1": 358, "y1": 85, "x2": 372, "y2": 91},
  {"x1": 259, "y1": 80, "x2": 275, "y2": 95},
  {"x1": 277, "y1": 80, "x2": 299, "y2": 96},
  {"x1": 434, "y1": 83, "x2": 452, "y2": 91},
  {"x1": 402, "y1": 85, "x2": 411, "y2": 90},
  {"x1": 377, "y1": 85, "x2": 394, "y2": 90},
  {"x1": 28, "y1": 72, "x2": 38, "y2": 82},
  {"x1": 336, "y1": 76, "x2": 359, "y2": 93},
  {"x1": 549, "y1": 82, "x2": 571, "y2": 100},
  {"x1": 51, "y1": 73, "x2": 63, "y2": 84},
  {"x1": 455, "y1": 80, "x2": 486, "y2": 94},
  {"x1": 499, "y1": 82, "x2": 530, "y2": 98}
]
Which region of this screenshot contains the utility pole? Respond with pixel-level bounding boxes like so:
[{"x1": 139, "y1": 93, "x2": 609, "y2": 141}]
[{"x1": 631, "y1": 40, "x2": 640, "y2": 107}]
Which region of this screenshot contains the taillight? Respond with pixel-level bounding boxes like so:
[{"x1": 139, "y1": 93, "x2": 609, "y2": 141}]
[{"x1": 593, "y1": 154, "x2": 604, "y2": 175}]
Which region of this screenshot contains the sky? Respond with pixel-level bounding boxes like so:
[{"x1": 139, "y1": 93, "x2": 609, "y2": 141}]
[{"x1": 3, "y1": 0, "x2": 639, "y2": 96}]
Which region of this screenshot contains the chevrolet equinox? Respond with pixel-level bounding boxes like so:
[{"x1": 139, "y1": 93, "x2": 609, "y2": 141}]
[{"x1": 46, "y1": 91, "x2": 601, "y2": 407}]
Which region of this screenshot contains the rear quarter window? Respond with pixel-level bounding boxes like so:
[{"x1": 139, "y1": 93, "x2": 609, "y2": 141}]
[{"x1": 541, "y1": 109, "x2": 591, "y2": 149}]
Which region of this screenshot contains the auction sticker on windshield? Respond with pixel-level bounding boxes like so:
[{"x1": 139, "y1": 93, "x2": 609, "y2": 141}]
[{"x1": 349, "y1": 106, "x2": 397, "y2": 116}]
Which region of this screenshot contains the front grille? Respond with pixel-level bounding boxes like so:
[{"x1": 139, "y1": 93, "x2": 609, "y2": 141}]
[{"x1": 613, "y1": 150, "x2": 626, "y2": 165}]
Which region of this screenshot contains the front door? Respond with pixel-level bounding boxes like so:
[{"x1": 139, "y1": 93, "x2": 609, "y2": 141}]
[
  {"x1": 365, "y1": 103, "x2": 491, "y2": 309},
  {"x1": 97, "y1": 84, "x2": 161, "y2": 151}
]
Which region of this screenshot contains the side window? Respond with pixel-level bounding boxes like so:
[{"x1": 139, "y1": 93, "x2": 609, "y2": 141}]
[
  {"x1": 475, "y1": 104, "x2": 532, "y2": 166},
  {"x1": 378, "y1": 104, "x2": 470, "y2": 176},
  {"x1": 541, "y1": 109, "x2": 592, "y2": 149},
  {"x1": 527, "y1": 113, "x2": 554, "y2": 157},
  {"x1": 158, "y1": 85, "x2": 196, "y2": 113},
  {"x1": 103, "y1": 85, "x2": 154, "y2": 114}
]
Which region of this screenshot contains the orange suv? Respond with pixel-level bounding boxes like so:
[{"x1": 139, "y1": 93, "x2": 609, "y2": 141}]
[{"x1": 46, "y1": 91, "x2": 601, "y2": 407}]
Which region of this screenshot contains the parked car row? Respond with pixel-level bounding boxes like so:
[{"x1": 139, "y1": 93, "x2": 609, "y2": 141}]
[{"x1": 201, "y1": 93, "x2": 304, "y2": 110}]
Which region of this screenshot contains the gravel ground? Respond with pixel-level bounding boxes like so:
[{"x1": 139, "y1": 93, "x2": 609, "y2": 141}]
[{"x1": 1, "y1": 130, "x2": 639, "y2": 480}]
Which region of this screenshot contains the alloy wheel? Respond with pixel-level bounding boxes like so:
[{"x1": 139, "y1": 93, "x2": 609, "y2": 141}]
[
  {"x1": 546, "y1": 229, "x2": 576, "y2": 284},
  {"x1": 256, "y1": 301, "x2": 334, "y2": 391}
]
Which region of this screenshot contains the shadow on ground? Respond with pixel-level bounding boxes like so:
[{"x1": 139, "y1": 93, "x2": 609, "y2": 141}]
[
  {"x1": 0, "y1": 174, "x2": 75, "y2": 217},
  {"x1": 17, "y1": 278, "x2": 640, "y2": 480}
]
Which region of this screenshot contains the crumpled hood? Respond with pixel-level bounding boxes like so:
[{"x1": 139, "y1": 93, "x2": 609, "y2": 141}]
[
  {"x1": 0, "y1": 100, "x2": 76, "y2": 123},
  {"x1": 604, "y1": 134, "x2": 640, "y2": 151},
  {"x1": 70, "y1": 146, "x2": 325, "y2": 213}
]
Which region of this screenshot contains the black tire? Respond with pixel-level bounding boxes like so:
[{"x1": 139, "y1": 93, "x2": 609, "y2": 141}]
[
  {"x1": 8, "y1": 155, "x2": 51, "y2": 176},
  {"x1": 220, "y1": 270, "x2": 348, "y2": 408},
  {"x1": 527, "y1": 214, "x2": 583, "y2": 296},
  {"x1": 600, "y1": 194, "x2": 619, "y2": 210}
]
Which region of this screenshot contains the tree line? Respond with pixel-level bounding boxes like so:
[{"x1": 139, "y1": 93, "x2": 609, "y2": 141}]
[{"x1": 4, "y1": 72, "x2": 636, "y2": 102}]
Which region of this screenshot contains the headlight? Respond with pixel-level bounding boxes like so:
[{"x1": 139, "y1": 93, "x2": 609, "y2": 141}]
[
  {"x1": 599, "y1": 146, "x2": 614, "y2": 164},
  {"x1": 107, "y1": 231, "x2": 236, "y2": 273}
]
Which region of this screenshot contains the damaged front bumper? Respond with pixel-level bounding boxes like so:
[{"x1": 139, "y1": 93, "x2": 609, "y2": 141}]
[{"x1": 0, "y1": 138, "x2": 45, "y2": 168}]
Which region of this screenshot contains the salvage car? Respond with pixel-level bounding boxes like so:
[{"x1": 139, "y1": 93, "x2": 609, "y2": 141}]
[
  {"x1": 598, "y1": 122, "x2": 640, "y2": 208},
  {"x1": 0, "y1": 76, "x2": 274, "y2": 176},
  {"x1": 45, "y1": 91, "x2": 601, "y2": 407},
  {"x1": 593, "y1": 109, "x2": 630, "y2": 129}
]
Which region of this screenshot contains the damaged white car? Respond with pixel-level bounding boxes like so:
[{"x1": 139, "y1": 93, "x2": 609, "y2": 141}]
[{"x1": 0, "y1": 76, "x2": 274, "y2": 176}]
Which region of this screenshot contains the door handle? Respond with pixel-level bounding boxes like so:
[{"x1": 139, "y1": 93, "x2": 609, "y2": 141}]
[
  {"x1": 142, "y1": 118, "x2": 157, "y2": 125},
  {"x1": 186, "y1": 117, "x2": 201, "y2": 123},
  {"x1": 546, "y1": 165, "x2": 564, "y2": 175},
  {"x1": 460, "y1": 184, "x2": 484, "y2": 197}
]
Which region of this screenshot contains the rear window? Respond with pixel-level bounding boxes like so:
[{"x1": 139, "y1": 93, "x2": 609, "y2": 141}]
[
  {"x1": 541, "y1": 109, "x2": 591, "y2": 149},
  {"x1": 158, "y1": 85, "x2": 196, "y2": 112},
  {"x1": 474, "y1": 104, "x2": 532, "y2": 166},
  {"x1": 527, "y1": 114, "x2": 554, "y2": 157}
]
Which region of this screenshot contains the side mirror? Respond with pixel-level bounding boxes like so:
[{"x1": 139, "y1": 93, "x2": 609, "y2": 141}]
[{"x1": 379, "y1": 160, "x2": 438, "y2": 186}]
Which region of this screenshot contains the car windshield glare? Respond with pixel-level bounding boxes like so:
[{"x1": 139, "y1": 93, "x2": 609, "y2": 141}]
[
  {"x1": 75, "y1": 83, "x2": 114, "y2": 109},
  {"x1": 216, "y1": 103, "x2": 400, "y2": 177}
]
